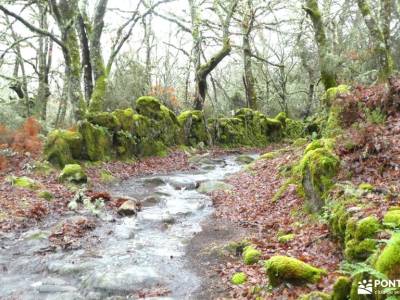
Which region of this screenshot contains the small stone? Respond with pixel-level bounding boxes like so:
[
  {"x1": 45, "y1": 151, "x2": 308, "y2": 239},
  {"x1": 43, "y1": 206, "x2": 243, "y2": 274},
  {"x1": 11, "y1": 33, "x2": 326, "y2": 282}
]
[{"x1": 118, "y1": 198, "x2": 140, "y2": 216}]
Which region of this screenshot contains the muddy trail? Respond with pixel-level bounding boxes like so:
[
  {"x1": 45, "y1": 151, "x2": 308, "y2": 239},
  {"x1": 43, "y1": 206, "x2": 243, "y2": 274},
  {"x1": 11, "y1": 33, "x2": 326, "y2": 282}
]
[{"x1": 0, "y1": 154, "x2": 255, "y2": 300}]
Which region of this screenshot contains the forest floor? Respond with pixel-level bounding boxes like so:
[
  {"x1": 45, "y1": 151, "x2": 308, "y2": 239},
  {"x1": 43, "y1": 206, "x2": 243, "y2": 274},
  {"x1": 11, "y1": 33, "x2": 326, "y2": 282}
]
[
  {"x1": 1, "y1": 114, "x2": 399, "y2": 299},
  {"x1": 188, "y1": 113, "x2": 400, "y2": 299}
]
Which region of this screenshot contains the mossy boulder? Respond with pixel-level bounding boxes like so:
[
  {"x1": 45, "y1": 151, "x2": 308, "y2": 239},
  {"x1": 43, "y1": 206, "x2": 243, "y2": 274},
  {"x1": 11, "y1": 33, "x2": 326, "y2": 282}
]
[
  {"x1": 323, "y1": 85, "x2": 350, "y2": 107},
  {"x1": 304, "y1": 138, "x2": 335, "y2": 154},
  {"x1": 375, "y1": 233, "x2": 400, "y2": 279},
  {"x1": 197, "y1": 180, "x2": 233, "y2": 193},
  {"x1": 9, "y1": 176, "x2": 39, "y2": 190},
  {"x1": 79, "y1": 121, "x2": 113, "y2": 161},
  {"x1": 86, "y1": 112, "x2": 121, "y2": 132},
  {"x1": 114, "y1": 130, "x2": 136, "y2": 159},
  {"x1": 264, "y1": 255, "x2": 327, "y2": 286},
  {"x1": 332, "y1": 276, "x2": 351, "y2": 300},
  {"x1": 264, "y1": 118, "x2": 283, "y2": 142},
  {"x1": 275, "y1": 112, "x2": 287, "y2": 127},
  {"x1": 112, "y1": 108, "x2": 135, "y2": 132},
  {"x1": 134, "y1": 96, "x2": 182, "y2": 148},
  {"x1": 298, "y1": 291, "x2": 331, "y2": 300},
  {"x1": 350, "y1": 216, "x2": 380, "y2": 241},
  {"x1": 178, "y1": 110, "x2": 209, "y2": 146},
  {"x1": 44, "y1": 130, "x2": 82, "y2": 167},
  {"x1": 383, "y1": 209, "x2": 400, "y2": 228},
  {"x1": 345, "y1": 239, "x2": 377, "y2": 261},
  {"x1": 231, "y1": 272, "x2": 247, "y2": 285},
  {"x1": 243, "y1": 246, "x2": 262, "y2": 265},
  {"x1": 344, "y1": 216, "x2": 380, "y2": 261},
  {"x1": 214, "y1": 117, "x2": 248, "y2": 146},
  {"x1": 285, "y1": 119, "x2": 305, "y2": 139},
  {"x1": 59, "y1": 164, "x2": 87, "y2": 183},
  {"x1": 299, "y1": 148, "x2": 340, "y2": 212},
  {"x1": 278, "y1": 233, "x2": 295, "y2": 243}
]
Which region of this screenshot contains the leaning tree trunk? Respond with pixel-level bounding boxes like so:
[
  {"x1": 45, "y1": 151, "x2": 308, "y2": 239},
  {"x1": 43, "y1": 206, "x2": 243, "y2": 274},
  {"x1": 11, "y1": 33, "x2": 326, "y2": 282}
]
[
  {"x1": 304, "y1": 0, "x2": 337, "y2": 90},
  {"x1": 194, "y1": 39, "x2": 232, "y2": 110}
]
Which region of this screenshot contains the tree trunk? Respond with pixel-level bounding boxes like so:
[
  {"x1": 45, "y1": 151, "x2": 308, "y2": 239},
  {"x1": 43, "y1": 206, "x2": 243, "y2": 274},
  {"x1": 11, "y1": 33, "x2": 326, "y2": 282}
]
[
  {"x1": 88, "y1": 0, "x2": 108, "y2": 112},
  {"x1": 194, "y1": 40, "x2": 232, "y2": 109},
  {"x1": 304, "y1": 0, "x2": 337, "y2": 90},
  {"x1": 357, "y1": 0, "x2": 394, "y2": 80},
  {"x1": 242, "y1": 0, "x2": 257, "y2": 110}
]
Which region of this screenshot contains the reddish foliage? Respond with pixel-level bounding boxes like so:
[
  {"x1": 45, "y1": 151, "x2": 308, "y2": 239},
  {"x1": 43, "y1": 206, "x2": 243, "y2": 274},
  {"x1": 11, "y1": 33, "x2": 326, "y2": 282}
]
[
  {"x1": 28, "y1": 202, "x2": 48, "y2": 220},
  {"x1": 49, "y1": 216, "x2": 96, "y2": 249},
  {"x1": 11, "y1": 117, "x2": 42, "y2": 155},
  {"x1": 89, "y1": 191, "x2": 112, "y2": 202}
]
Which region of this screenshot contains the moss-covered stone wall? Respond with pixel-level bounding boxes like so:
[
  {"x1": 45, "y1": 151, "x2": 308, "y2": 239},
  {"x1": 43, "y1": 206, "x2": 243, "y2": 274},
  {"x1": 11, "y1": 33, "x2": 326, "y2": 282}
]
[{"x1": 44, "y1": 96, "x2": 305, "y2": 167}]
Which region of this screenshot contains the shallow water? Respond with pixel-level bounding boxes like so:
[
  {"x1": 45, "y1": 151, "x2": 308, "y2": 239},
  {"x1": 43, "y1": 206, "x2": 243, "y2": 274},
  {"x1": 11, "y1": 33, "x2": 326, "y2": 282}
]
[{"x1": 0, "y1": 155, "x2": 251, "y2": 300}]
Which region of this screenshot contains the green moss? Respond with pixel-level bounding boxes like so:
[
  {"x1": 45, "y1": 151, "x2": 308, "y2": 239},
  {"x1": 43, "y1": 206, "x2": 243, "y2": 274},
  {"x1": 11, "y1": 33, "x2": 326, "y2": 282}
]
[
  {"x1": 178, "y1": 110, "x2": 209, "y2": 146},
  {"x1": 345, "y1": 239, "x2": 377, "y2": 261},
  {"x1": 304, "y1": 138, "x2": 335, "y2": 154},
  {"x1": 87, "y1": 112, "x2": 121, "y2": 132},
  {"x1": 375, "y1": 233, "x2": 400, "y2": 279},
  {"x1": 100, "y1": 170, "x2": 116, "y2": 183},
  {"x1": 298, "y1": 291, "x2": 331, "y2": 300},
  {"x1": 323, "y1": 106, "x2": 343, "y2": 138},
  {"x1": 383, "y1": 210, "x2": 400, "y2": 228},
  {"x1": 353, "y1": 216, "x2": 380, "y2": 241},
  {"x1": 89, "y1": 75, "x2": 107, "y2": 112},
  {"x1": 215, "y1": 117, "x2": 248, "y2": 146},
  {"x1": 136, "y1": 96, "x2": 162, "y2": 116},
  {"x1": 323, "y1": 85, "x2": 350, "y2": 107},
  {"x1": 243, "y1": 246, "x2": 262, "y2": 265},
  {"x1": 115, "y1": 130, "x2": 136, "y2": 159},
  {"x1": 140, "y1": 140, "x2": 168, "y2": 157},
  {"x1": 298, "y1": 148, "x2": 340, "y2": 211},
  {"x1": 264, "y1": 255, "x2": 327, "y2": 286},
  {"x1": 44, "y1": 130, "x2": 82, "y2": 167},
  {"x1": 278, "y1": 233, "x2": 295, "y2": 243},
  {"x1": 293, "y1": 138, "x2": 308, "y2": 147},
  {"x1": 112, "y1": 108, "x2": 135, "y2": 132},
  {"x1": 231, "y1": 272, "x2": 247, "y2": 285},
  {"x1": 38, "y1": 191, "x2": 54, "y2": 201},
  {"x1": 358, "y1": 183, "x2": 374, "y2": 192},
  {"x1": 59, "y1": 164, "x2": 87, "y2": 183},
  {"x1": 79, "y1": 121, "x2": 113, "y2": 161},
  {"x1": 134, "y1": 96, "x2": 182, "y2": 147},
  {"x1": 275, "y1": 112, "x2": 287, "y2": 127},
  {"x1": 9, "y1": 176, "x2": 39, "y2": 190},
  {"x1": 260, "y1": 152, "x2": 277, "y2": 160},
  {"x1": 332, "y1": 276, "x2": 351, "y2": 300},
  {"x1": 285, "y1": 119, "x2": 306, "y2": 139}
]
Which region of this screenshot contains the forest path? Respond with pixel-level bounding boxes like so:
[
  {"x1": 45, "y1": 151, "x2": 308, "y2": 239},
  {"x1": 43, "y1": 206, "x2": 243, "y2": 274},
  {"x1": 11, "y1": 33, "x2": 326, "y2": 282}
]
[{"x1": 0, "y1": 153, "x2": 255, "y2": 299}]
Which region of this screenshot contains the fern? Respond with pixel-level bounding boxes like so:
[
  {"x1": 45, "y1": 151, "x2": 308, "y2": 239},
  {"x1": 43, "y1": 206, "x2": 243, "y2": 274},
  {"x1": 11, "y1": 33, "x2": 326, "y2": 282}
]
[{"x1": 341, "y1": 261, "x2": 388, "y2": 281}]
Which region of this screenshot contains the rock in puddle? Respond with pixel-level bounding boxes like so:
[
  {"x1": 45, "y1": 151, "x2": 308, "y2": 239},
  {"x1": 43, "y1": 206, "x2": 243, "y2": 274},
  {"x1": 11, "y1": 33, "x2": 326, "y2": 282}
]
[
  {"x1": 83, "y1": 266, "x2": 163, "y2": 292},
  {"x1": 166, "y1": 178, "x2": 198, "y2": 190},
  {"x1": 143, "y1": 177, "x2": 165, "y2": 187},
  {"x1": 197, "y1": 180, "x2": 233, "y2": 193},
  {"x1": 235, "y1": 154, "x2": 255, "y2": 165},
  {"x1": 33, "y1": 278, "x2": 78, "y2": 294},
  {"x1": 141, "y1": 195, "x2": 163, "y2": 207},
  {"x1": 117, "y1": 197, "x2": 141, "y2": 217}
]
